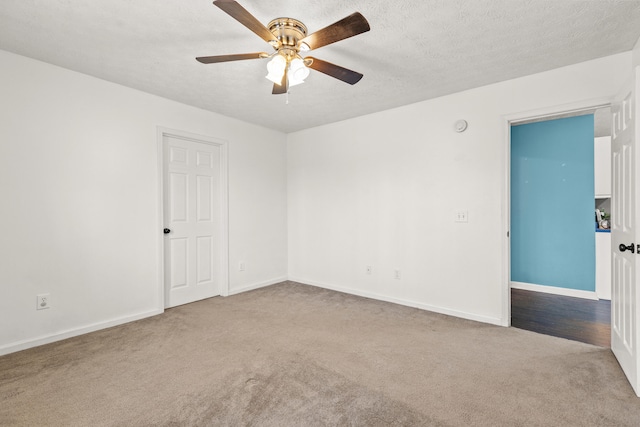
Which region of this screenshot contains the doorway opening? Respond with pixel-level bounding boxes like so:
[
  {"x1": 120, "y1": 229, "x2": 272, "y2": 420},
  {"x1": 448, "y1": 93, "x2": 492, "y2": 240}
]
[{"x1": 504, "y1": 104, "x2": 612, "y2": 346}]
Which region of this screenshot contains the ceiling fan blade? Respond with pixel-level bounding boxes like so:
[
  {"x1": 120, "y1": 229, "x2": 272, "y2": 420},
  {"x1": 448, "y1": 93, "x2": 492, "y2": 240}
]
[
  {"x1": 196, "y1": 52, "x2": 268, "y2": 64},
  {"x1": 213, "y1": 0, "x2": 278, "y2": 46},
  {"x1": 272, "y1": 68, "x2": 289, "y2": 95},
  {"x1": 305, "y1": 57, "x2": 363, "y2": 85},
  {"x1": 299, "y1": 12, "x2": 370, "y2": 51},
  {"x1": 272, "y1": 83, "x2": 286, "y2": 95}
]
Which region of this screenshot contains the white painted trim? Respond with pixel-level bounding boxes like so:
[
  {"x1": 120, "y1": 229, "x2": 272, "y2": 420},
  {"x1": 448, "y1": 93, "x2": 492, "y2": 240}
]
[
  {"x1": 501, "y1": 97, "x2": 613, "y2": 326},
  {"x1": 156, "y1": 127, "x2": 230, "y2": 305},
  {"x1": 510, "y1": 281, "x2": 599, "y2": 300},
  {"x1": 156, "y1": 128, "x2": 166, "y2": 310},
  {"x1": 218, "y1": 142, "x2": 230, "y2": 297},
  {"x1": 290, "y1": 277, "x2": 503, "y2": 326},
  {"x1": 227, "y1": 276, "x2": 288, "y2": 296},
  {"x1": 505, "y1": 98, "x2": 612, "y2": 125},
  {"x1": 0, "y1": 309, "x2": 163, "y2": 357},
  {"x1": 500, "y1": 115, "x2": 511, "y2": 327}
]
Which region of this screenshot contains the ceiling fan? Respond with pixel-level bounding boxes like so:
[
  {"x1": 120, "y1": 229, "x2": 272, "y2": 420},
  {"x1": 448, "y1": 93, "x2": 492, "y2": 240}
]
[{"x1": 196, "y1": 0, "x2": 371, "y2": 95}]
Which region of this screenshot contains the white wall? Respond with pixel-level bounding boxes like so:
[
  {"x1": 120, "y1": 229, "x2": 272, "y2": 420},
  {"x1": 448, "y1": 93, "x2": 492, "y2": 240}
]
[
  {"x1": 0, "y1": 50, "x2": 287, "y2": 354},
  {"x1": 1, "y1": 46, "x2": 634, "y2": 355},
  {"x1": 287, "y1": 52, "x2": 632, "y2": 325}
]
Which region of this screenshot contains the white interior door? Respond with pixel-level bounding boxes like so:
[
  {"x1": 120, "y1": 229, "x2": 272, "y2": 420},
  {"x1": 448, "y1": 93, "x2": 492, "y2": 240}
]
[
  {"x1": 163, "y1": 135, "x2": 222, "y2": 307},
  {"x1": 611, "y1": 66, "x2": 640, "y2": 397}
]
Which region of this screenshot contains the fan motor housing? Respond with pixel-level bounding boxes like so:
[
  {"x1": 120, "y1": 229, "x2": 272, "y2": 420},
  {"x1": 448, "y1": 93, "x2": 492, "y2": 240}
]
[{"x1": 268, "y1": 18, "x2": 307, "y2": 48}]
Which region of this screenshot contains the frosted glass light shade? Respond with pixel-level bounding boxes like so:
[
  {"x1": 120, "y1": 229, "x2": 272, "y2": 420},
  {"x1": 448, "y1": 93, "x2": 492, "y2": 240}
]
[
  {"x1": 288, "y1": 58, "x2": 309, "y2": 87},
  {"x1": 266, "y1": 54, "x2": 286, "y2": 85}
]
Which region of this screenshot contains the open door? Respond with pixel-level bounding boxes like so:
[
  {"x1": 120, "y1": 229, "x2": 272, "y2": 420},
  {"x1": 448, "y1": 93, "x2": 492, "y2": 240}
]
[{"x1": 611, "y1": 65, "x2": 640, "y2": 397}]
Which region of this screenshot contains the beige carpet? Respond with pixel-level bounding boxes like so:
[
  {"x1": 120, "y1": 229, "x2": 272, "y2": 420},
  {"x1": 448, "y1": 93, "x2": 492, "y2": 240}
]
[{"x1": 1, "y1": 281, "x2": 638, "y2": 426}]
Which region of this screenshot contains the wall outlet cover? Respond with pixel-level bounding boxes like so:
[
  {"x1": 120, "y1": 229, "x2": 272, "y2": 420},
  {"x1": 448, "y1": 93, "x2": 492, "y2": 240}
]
[{"x1": 37, "y1": 294, "x2": 50, "y2": 310}]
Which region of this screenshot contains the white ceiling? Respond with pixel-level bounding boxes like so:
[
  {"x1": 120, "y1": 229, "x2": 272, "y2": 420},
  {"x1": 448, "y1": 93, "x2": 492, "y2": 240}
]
[{"x1": 1, "y1": 1, "x2": 639, "y2": 133}]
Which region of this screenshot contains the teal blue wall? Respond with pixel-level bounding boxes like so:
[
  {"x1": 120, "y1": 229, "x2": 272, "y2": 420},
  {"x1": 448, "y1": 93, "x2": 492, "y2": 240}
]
[{"x1": 510, "y1": 115, "x2": 595, "y2": 291}]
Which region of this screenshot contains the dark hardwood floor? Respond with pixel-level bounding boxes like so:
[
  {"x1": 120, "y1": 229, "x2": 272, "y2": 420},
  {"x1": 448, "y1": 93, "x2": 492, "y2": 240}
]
[{"x1": 511, "y1": 288, "x2": 611, "y2": 347}]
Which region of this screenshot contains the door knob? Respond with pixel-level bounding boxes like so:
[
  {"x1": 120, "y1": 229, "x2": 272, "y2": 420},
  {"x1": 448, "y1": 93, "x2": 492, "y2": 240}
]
[
  {"x1": 163, "y1": 228, "x2": 171, "y2": 234},
  {"x1": 619, "y1": 243, "x2": 635, "y2": 253}
]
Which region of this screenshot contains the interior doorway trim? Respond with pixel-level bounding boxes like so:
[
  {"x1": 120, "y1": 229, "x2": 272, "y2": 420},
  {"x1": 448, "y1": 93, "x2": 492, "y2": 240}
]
[
  {"x1": 156, "y1": 127, "x2": 230, "y2": 308},
  {"x1": 501, "y1": 97, "x2": 612, "y2": 326}
]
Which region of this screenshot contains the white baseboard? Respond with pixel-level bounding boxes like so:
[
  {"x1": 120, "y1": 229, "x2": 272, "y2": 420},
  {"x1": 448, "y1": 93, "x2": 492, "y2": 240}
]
[
  {"x1": 289, "y1": 276, "x2": 503, "y2": 326},
  {"x1": 0, "y1": 308, "x2": 164, "y2": 357},
  {"x1": 510, "y1": 281, "x2": 598, "y2": 300},
  {"x1": 227, "y1": 275, "x2": 288, "y2": 296},
  {"x1": 2, "y1": 276, "x2": 289, "y2": 357}
]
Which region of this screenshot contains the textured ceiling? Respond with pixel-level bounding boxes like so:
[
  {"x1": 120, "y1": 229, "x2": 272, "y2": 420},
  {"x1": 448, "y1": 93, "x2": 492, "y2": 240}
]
[{"x1": 1, "y1": 1, "x2": 639, "y2": 133}]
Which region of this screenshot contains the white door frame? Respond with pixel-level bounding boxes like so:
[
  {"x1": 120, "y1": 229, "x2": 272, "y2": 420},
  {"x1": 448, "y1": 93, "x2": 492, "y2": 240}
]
[
  {"x1": 501, "y1": 97, "x2": 612, "y2": 326},
  {"x1": 157, "y1": 127, "x2": 229, "y2": 308}
]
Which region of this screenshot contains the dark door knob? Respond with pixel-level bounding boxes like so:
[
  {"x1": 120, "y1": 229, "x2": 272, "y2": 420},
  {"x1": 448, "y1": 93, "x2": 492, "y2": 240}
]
[
  {"x1": 619, "y1": 243, "x2": 635, "y2": 253},
  {"x1": 163, "y1": 228, "x2": 171, "y2": 234}
]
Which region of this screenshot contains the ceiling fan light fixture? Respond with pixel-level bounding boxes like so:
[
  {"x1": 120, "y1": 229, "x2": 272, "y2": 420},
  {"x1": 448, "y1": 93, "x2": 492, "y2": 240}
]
[
  {"x1": 199, "y1": 2, "x2": 371, "y2": 94},
  {"x1": 265, "y1": 54, "x2": 287, "y2": 85},
  {"x1": 288, "y1": 58, "x2": 309, "y2": 86}
]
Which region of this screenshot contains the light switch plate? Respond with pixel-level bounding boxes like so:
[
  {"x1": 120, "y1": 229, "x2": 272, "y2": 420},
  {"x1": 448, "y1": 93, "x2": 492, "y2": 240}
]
[{"x1": 455, "y1": 210, "x2": 468, "y2": 223}]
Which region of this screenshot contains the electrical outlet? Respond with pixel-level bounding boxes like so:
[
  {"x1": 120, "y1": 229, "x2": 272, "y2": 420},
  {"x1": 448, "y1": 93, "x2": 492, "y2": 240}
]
[
  {"x1": 37, "y1": 294, "x2": 50, "y2": 310},
  {"x1": 366, "y1": 265, "x2": 372, "y2": 275},
  {"x1": 455, "y1": 210, "x2": 468, "y2": 223},
  {"x1": 239, "y1": 261, "x2": 245, "y2": 272},
  {"x1": 394, "y1": 269, "x2": 401, "y2": 279}
]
